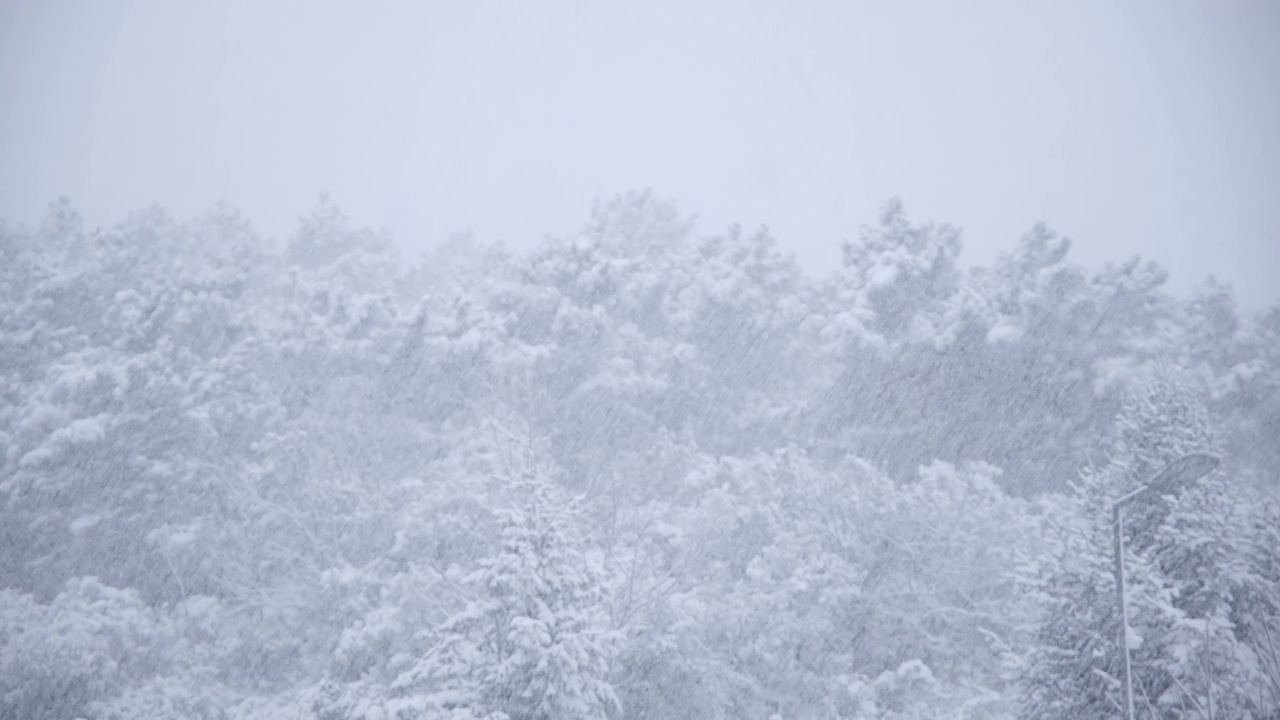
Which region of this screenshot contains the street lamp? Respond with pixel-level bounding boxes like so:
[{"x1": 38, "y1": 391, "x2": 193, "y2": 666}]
[{"x1": 1112, "y1": 452, "x2": 1220, "y2": 720}]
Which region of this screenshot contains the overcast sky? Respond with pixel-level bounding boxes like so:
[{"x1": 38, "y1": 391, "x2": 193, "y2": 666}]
[{"x1": 3, "y1": 0, "x2": 1277, "y2": 308}]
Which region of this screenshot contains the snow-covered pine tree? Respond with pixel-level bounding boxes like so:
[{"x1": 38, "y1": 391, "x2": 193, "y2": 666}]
[
  {"x1": 1138, "y1": 372, "x2": 1279, "y2": 717},
  {"x1": 393, "y1": 469, "x2": 620, "y2": 720},
  {"x1": 1017, "y1": 369, "x2": 1219, "y2": 719}
]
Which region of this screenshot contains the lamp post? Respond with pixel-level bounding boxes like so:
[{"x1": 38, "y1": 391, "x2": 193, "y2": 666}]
[{"x1": 1112, "y1": 452, "x2": 1220, "y2": 720}]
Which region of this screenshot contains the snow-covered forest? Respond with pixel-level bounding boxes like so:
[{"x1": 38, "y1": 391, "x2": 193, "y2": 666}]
[{"x1": 2, "y1": 191, "x2": 1278, "y2": 719}]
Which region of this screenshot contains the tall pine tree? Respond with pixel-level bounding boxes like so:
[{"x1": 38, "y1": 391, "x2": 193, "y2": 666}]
[
  {"x1": 1018, "y1": 370, "x2": 1219, "y2": 718},
  {"x1": 393, "y1": 470, "x2": 621, "y2": 720}
]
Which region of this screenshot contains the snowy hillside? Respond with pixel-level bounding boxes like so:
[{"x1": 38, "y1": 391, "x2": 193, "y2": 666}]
[{"x1": 2, "y1": 193, "x2": 1278, "y2": 718}]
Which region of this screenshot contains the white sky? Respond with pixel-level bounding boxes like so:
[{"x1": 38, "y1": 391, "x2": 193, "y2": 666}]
[{"x1": 3, "y1": 0, "x2": 1278, "y2": 308}]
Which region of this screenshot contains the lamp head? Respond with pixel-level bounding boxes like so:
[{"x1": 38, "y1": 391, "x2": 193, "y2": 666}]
[{"x1": 1147, "y1": 452, "x2": 1220, "y2": 495}]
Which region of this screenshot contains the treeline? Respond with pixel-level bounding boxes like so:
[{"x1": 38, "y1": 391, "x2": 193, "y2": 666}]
[{"x1": 0, "y1": 192, "x2": 1277, "y2": 718}]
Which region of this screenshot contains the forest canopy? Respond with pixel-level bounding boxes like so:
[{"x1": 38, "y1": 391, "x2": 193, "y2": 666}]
[{"x1": 1, "y1": 193, "x2": 1278, "y2": 718}]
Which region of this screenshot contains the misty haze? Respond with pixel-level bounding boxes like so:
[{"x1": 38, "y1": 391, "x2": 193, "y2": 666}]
[{"x1": 2, "y1": 2, "x2": 1279, "y2": 719}]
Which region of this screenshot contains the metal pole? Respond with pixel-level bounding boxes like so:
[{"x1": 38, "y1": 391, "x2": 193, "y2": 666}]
[
  {"x1": 1113, "y1": 502, "x2": 1136, "y2": 720},
  {"x1": 1106, "y1": 454, "x2": 1217, "y2": 720}
]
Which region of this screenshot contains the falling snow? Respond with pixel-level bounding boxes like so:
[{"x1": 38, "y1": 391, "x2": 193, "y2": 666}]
[{"x1": 1, "y1": 193, "x2": 1277, "y2": 719}]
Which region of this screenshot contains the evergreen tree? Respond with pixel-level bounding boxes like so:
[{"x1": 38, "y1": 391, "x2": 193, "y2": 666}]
[
  {"x1": 1018, "y1": 371, "x2": 1219, "y2": 718},
  {"x1": 394, "y1": 471, "x2": 621, "y2": 720}
]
